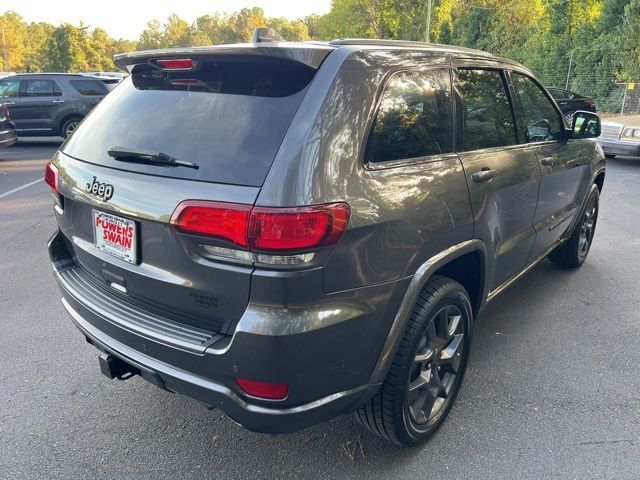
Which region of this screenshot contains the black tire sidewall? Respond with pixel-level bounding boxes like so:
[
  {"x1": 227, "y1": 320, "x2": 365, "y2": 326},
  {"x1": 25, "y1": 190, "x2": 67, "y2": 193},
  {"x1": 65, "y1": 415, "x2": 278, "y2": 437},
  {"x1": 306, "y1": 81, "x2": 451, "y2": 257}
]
[
  {"x1": 569, "y1": 186, "x2": 600, "y2": 265},
  {"x1": 61, "y1": 117, "x2": 82, "y2": 139},
  {"x1": 394, "y1": 280, "x2": 473, "y2": 445}
]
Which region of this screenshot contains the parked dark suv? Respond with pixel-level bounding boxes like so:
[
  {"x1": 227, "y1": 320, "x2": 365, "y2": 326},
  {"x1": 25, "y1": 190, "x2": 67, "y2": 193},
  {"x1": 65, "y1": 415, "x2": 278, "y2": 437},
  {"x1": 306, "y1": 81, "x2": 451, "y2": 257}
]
[
  {"x1": 46, "y1": 36, "x2": 605, "y2": 446},
  {"x1": 0, "y1": 73, "x2": 109, "y2": 138}
]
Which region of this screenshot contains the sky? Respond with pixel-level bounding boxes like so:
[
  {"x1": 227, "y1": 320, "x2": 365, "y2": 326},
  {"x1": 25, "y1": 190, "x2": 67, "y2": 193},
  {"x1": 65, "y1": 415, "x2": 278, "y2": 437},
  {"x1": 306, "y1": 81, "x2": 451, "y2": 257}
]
[{"x1": 8, "y1": 0, "x2": 333, "y2": 40}]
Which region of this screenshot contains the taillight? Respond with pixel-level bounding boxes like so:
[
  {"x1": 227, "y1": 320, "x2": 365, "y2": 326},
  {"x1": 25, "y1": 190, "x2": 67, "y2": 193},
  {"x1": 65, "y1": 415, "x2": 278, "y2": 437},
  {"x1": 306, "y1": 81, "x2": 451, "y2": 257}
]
[
  {"x1": 155, "y1": 58, "x2": 194, "y2": 70},
  {"x1": 236, "y1": 377, "x2": 288, "y2": 400},
  {"x1": 171, "y1": 201, "x2": 252, "y2": 248},
  {"x1": 249, "y1": 204, "x2": 350, "y2": 251},
  {"x1": 170, "y1": 201, "x2": 350, "y2": 255},
  {"x1": 44, "y1": 161, "x2": 59, "y2": 194},
  {"x1": 585, "y1": 98, "x2": 596, "y2": 108}
]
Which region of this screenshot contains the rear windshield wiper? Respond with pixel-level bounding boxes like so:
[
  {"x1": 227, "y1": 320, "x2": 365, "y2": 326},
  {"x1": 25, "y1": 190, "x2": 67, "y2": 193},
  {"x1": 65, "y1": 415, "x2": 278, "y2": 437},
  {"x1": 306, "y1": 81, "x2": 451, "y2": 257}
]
[{"x1": 107, "y1": 146, "x2": 199, "y2": 169}]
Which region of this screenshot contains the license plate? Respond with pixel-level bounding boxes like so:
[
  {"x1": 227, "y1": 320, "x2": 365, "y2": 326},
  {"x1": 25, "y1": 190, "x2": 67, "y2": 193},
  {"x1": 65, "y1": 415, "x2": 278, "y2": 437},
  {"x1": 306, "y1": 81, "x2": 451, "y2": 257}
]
[{"x1": 93, "y1": 210, "x2": 137, "y2": 264}]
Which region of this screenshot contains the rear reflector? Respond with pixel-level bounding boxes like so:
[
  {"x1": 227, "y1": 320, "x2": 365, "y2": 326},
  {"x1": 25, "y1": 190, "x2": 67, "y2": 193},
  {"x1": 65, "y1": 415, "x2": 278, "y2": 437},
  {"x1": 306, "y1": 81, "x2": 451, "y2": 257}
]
[
  {"x1": 171, "y1": 201, "x2": 350, "y2": 253},
  {"x1": 236, "y1": 377, "x2": 288, "y2": 400},
  {"x1": 44, "y1": 161, "x2": 59, "y2": 193},
  {"x1": 155, "y1": 58, "x2": 194, "y2": 70}
]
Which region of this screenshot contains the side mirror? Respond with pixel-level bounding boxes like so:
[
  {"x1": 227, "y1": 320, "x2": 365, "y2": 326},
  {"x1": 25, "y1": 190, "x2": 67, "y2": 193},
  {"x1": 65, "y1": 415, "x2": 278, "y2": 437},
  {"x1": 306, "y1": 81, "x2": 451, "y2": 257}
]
[
  {"x1": 571, "y1": 111, "x2": 601, "y2": 139},
  {"x1": 525, "y1": 119, "x2": 552, "y2": 142}
]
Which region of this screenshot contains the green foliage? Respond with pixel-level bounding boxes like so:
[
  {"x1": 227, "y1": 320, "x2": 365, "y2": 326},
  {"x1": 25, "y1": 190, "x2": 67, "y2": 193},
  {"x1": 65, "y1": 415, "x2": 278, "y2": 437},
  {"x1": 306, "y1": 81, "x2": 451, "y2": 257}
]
[
  {"x1": 309, "y1": 0, "x2": 639, "y2": 112},
  {"x1": 0, "y1": 1, "x2": 638, "y2": 112},
  {"x1": 0, "y1": 8, "x2": 310, "y2": 73}
]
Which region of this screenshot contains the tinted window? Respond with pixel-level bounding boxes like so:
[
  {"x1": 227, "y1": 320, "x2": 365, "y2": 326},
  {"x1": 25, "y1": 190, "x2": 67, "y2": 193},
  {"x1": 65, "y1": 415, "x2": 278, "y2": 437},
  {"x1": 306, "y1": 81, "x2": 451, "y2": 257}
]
[
  {"x1": 130, "y1": 58, "x2": 313, "y2": 97},
  {"x1": 70, "y1": 79, "x2": 107, "y2": 95},
  {"x1": 0, "y1": 78, "x2": 20, "y2": 98},
  {"x1": 24, "y1": 79, "x2": 62, "y2": 97},
  {"x1": 365, "y1": 70, "x2": 453, "y2": 164},
  {"x1": 456, "y1": 69, "x2": 517, "y2": 151},
  {"x1": 61, "y1": 57, "x2": 316, "y2": 186},
  {"x1": 512, "y1": 73, "x2": 563, "y2": 142}
]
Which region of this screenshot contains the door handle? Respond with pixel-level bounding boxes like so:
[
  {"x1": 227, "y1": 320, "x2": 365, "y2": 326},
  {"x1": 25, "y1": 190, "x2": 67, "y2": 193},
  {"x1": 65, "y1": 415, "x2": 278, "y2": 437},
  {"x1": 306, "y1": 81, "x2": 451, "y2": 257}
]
[
  {"x1": 472, "y1": 168, "x2": 497, "y2": 182},
  {"x1": 3, "y1": 101, "x2": 15, "y2": 106},
  {"x1": 540, "y1": 156, "x2": 557, "y2": 167},
  {"x1": 52, "y1": 99, "x2": 65, "y2": 104}
]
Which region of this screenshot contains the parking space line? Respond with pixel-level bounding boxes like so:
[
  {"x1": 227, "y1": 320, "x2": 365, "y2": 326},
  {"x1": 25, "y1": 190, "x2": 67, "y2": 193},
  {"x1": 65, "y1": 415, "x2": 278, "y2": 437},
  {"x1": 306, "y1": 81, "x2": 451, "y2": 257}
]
[{"x1": 0, "y1": 179, "x2": 42, "y2": 200}]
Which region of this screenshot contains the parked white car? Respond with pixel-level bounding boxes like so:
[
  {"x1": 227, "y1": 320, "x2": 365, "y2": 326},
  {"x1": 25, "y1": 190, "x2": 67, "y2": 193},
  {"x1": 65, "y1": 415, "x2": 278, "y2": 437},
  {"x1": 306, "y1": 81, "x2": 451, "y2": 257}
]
[{"x1": 597, "y1": 114, "x2": 640, "y2": 157}]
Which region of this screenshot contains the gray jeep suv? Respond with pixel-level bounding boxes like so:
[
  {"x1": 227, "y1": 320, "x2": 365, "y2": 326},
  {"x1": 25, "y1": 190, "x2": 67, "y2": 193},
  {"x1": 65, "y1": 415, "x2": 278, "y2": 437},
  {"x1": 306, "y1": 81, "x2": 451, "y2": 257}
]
[
  {"x1": 0, "y1": 73, "x2": 109, "y2": 138},
  {"x1": 46, "y1": 37, "x2": 605, "y2": 446}
]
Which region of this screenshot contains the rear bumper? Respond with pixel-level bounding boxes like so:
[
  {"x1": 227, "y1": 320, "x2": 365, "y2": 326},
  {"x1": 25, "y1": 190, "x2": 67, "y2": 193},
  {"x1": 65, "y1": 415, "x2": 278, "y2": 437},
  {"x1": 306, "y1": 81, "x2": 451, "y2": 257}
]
[
  {"x1": 63, "y1": 296, "x2": 367, "y2": 433},
  {"x1": 597, "y1": 139, "x2": 640, "y2": 157},
  {"x1": 49, "y1": 230, "x2": 409, "y2": 433}
]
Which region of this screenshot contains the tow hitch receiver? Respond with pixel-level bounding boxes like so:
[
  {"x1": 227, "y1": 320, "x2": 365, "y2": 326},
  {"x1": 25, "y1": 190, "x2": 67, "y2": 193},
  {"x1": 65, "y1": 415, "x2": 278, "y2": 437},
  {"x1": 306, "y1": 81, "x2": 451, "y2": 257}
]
[{"x1": 99, "y1": 352, "x2": 137, "y2": 380}]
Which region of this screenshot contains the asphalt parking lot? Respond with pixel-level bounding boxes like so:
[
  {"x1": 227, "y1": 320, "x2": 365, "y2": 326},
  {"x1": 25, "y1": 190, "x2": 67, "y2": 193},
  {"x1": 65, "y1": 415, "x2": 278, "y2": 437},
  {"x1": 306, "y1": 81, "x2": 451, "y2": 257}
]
[{"x1": 1, "y1": 138, "x2": 639, "y2": 479}]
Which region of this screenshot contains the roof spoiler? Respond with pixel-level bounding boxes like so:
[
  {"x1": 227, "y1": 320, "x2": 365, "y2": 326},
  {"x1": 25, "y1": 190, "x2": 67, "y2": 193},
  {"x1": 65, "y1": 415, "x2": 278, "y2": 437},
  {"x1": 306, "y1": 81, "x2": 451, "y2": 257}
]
[{"x1": 252, "y1": 28, "x2": 284, "y2": 44}]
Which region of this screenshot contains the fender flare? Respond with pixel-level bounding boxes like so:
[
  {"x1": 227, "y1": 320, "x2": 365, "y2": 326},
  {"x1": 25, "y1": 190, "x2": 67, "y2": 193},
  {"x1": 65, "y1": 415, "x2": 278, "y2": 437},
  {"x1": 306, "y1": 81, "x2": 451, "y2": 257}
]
[{"x1": 368, "y1": 239, "x2": 489, "y2": 387}]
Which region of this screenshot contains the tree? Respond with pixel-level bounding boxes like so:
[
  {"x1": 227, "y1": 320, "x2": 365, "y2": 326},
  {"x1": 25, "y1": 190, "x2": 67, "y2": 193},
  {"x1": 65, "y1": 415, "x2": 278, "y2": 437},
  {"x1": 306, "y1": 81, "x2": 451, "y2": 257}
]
[
  {"x1": 621, "y1": 0, "x2": 640, "y2": 80},
  {"x1": 45, "y1": 23, "x2": 97, "y2": 72},
  {"x1": 224, "y1": 8, "x2": 267, "y2": 43},
  {"x1": 138, "y1": 19, "x2": 164, "y2": 50},
  {"x1": 0, "y1": 11, "x2": 28, "y2": 70},
  {"x1": 0, "y1": 1, "x2": 638, "y2": 112},
  {"x1": 24, "y1": 22, "x2": 55, "y2": 71},
  {"x1": 162, "y1": 14, "x2": 192, "y2": 47},
  {"x1": 266, "y1": 18, "x2": 310, "y2": 41}
]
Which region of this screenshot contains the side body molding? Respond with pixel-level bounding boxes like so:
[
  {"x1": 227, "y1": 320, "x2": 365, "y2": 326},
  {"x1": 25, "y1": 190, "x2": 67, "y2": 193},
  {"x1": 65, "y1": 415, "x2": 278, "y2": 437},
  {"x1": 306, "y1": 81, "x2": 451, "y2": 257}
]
[{"x1": 368, "y1": 239, "x2": 488, "y2": 387}]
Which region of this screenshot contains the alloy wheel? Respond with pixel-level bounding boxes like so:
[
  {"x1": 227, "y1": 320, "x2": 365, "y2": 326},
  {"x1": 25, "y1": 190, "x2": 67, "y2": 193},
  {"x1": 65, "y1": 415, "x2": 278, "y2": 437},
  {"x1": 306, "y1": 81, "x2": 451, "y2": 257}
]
[
  {"x1": 578, "y1": 194, "x2": 598, "y2": 259},
  {"x1": 65, "y1": 121, "x2": 79, "y2": 138},
  {"x1": 407, "y1": 305, "x2": 465, "y2": 426}
]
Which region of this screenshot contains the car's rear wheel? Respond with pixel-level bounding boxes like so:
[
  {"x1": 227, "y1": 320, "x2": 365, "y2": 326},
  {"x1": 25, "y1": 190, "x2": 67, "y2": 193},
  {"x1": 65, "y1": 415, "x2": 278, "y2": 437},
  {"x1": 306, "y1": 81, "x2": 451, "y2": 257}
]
[
  {"x1": 61, "y1": 117, "x2": 82, "y2": 139},
  {"x1": 549, "y1": 184, "x2": 600, "y2": 268},
  {"x1": 356, "y1": 276, "x2": 472, "y2": 446}
]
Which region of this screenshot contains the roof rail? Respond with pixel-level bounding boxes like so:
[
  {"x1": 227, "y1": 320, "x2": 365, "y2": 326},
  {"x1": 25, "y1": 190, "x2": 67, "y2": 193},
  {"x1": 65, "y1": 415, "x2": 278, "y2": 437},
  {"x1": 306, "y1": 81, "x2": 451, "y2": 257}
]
[
  {"x1": 252, "y1": 28, "x2": 284, "y2": 44},
  {"x1": 329, "y1": 39, "x2": 431, "y2": 48}
]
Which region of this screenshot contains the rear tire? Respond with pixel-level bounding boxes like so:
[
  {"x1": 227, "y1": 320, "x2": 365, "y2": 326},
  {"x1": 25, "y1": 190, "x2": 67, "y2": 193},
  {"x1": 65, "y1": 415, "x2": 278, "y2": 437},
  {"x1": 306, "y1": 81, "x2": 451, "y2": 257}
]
[
  {"x1": 548, "y1": 185, "x2": 600, "y2": 268},
  {"x1": 61, "y1": 117, "x2": 82, "y2": 139},
  {"x1": 356, "y1": 276, "x2": 473, "y2": 446}
]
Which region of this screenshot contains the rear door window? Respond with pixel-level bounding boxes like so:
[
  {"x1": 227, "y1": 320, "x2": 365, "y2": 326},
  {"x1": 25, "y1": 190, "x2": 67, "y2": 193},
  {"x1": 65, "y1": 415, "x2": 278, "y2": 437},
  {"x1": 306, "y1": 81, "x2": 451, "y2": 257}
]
[
  {"x1": 70, "y1": 79, "x2": 108, "y2": 95},
  {"x1": 24, "y1": 79, "x2": 63, "y2": 97},
  {"x1": 364, "y1": 69, "x2": 454, "y2": 164},
  {"x1": 61, "y1": 57, "x2": 317, "y2": 186},
  {"x1": 456, "y1": 69, "x2": 517, "y2": 151}
]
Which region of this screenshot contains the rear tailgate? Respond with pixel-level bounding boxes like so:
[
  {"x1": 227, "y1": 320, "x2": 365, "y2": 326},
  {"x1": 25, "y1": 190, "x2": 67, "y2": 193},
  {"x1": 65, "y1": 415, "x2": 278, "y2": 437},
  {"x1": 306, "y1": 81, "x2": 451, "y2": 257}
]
[
  {"x1": 54, "y1": 152, "x2": 259, "y2": 333},
  {"x1": 52, "y1": 47, "x2": 332, "y2": 334}
]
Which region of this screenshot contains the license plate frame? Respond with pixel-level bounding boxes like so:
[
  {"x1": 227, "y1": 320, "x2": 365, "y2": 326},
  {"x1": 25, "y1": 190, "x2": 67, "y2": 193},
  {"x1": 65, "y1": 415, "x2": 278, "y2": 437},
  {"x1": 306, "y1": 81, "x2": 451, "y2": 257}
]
[{"x1": 92, "y1": 210, "x2": 138, "y2": 264}]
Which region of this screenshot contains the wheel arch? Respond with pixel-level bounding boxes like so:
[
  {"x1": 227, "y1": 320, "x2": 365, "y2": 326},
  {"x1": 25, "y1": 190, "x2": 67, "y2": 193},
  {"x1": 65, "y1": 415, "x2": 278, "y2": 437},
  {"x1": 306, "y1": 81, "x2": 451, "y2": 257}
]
[
  {"x1": 367, "y1": 239, "x2": 489, "y2": 387},
  {"x1": 594, "y1": 168, "x2": 605, "y2": 193}
]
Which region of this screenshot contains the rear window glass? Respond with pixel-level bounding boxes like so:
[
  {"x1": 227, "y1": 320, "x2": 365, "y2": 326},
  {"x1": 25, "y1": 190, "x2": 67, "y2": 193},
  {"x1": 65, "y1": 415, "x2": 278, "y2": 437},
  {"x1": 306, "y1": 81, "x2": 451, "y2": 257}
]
[
  {"x1": 364, "y1": 69, "x2": 453, "y2": 164},
  {"x1": 61, "y1": 57, "x2": 316, "y2": 186},
  {"x1": 70, "y1": 79, "x2": 108, "y2": 95}
]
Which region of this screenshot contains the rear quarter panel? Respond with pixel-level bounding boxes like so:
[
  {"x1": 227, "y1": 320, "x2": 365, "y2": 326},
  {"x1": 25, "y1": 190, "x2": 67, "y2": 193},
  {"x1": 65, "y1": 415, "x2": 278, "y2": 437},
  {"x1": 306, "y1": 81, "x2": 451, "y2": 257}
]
[{"x1": 258, "y1": 49, "x2": 474, "y2": 292}]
